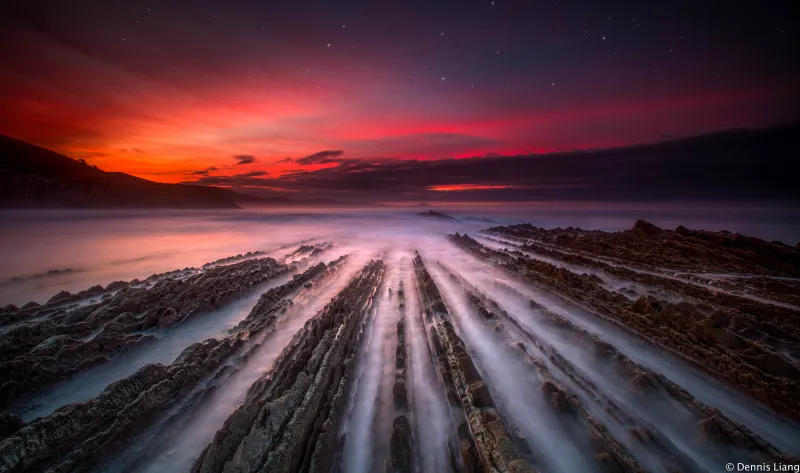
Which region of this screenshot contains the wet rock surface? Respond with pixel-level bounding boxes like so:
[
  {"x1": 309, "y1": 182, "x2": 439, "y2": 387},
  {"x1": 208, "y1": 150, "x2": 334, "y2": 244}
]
[
  {"x1": 0, "y1": 256, "x2": 292, "y2": 408},
  {"x1": 390, "y1": 284, "x2": 414, "y2": 473},
  {"x1": 190, "y1": 259, "x2": 385, "y2": 473},
  {"x1": 414, "y1": 254, "x2": 536, "y2": 473},
  {"x1": 0, "y1": 251, "x2": 342, "y2": 473},
  {"x1": 1, "y1": 224, "x2": 799, "y2": 473},
  {"x1": 450, "y1": 231, "x2": 800, "y2": 422},
  {"x1": 485, "y1": 221, "x2": 800, "y2": 277}
]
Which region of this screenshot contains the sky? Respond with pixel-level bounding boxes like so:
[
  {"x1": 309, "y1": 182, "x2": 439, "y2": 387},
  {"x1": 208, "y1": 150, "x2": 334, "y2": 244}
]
[{"x1": 1, "y1": 0, "x2": 798, "y2": 202}]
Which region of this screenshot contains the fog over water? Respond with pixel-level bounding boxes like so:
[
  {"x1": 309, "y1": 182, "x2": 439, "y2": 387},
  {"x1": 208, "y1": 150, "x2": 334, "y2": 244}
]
[
  {"x1": 1, "y1": 206, "x2": 799, "y2": 472},
  {"x1": 2, "y1": 207, "x2": 798, "y2": 307}
]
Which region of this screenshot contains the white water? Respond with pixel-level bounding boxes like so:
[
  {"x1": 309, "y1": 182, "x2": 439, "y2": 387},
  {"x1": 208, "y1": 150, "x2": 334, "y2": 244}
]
[
  {"x1": 2, "y1": 209, "x2": 799, "y2": 472},
  {"x1": 424, "y1": 253, "x2": 601, "y2": 473},
  {"x1": 16, "y1": 272, "x2": 297, "y2": 421},
  {"x1": 429, "y1": 243, "x2": 800, "y2": 457}
]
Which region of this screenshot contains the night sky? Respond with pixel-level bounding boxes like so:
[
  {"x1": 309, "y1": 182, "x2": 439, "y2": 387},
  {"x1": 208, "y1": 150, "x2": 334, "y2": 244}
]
[{"x1": 1, "y1": 1, "x2": 798, "y2": 203}]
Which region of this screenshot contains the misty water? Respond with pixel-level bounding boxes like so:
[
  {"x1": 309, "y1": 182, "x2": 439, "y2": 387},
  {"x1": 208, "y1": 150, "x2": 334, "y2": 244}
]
[
  {"x1": 2, "y1": 207, "x2": 798, "y2": 307},
  {"x1": 2, "y1": 207, "x2": 799, "y2": 472}
]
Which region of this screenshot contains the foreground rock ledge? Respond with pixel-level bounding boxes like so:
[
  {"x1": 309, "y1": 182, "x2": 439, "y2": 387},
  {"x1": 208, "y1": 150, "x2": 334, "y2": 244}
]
[
  {"x1": 191, "y1": 259, "x2": 386, "y2": 473},
  {"x1": 449, "y1": 232, "x2": 800, "y2": 422}
]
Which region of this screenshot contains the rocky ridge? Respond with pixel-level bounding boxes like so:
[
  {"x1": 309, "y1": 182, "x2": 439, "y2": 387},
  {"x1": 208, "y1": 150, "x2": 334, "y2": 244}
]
[
  {"x1": 0, "y1": 255, "x2": 346, "y2": 473},
  {"x1": 414, "y1": 253, "x2": 536, "y2": 473},
  {"x1": 449, "y1": 232, "x2": 800, "y2": 422},
  {"x1": 190, "y1": 259, "x2": 386, "y2": 473}
]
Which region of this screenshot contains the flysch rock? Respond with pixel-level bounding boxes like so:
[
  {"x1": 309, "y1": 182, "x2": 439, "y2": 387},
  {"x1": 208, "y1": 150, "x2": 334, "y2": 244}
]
[
  {"x1": 390, "y1": 281, "x2": 414, "y2": 473},
  {"x1": 0, "y1": 256, "x2": 292, "y2": 409},
  {"x1": 483, "y1": 221, "x2": 800, "y2": 277},
  {"x1": 439, "y1": 263, "x2": 646, "y2": 473},
  {"x1": 483, "y1": 229, "x2": 800, "y2": 359},
  {"x1": 0, "y1": 256, "x2": 344, "y2": 473},
  {"x1": 449, "y1": 233, "x2": 800, "y2": 423},
  {"x1": 190, "y1": 259, "x2": 385, "y2": 473},
  {"x1": 451, "y1": 262, "x2": 795, "y2": 470},
  {"x1": 413, "y1": 253, "x2": 536, "y2": 473}
]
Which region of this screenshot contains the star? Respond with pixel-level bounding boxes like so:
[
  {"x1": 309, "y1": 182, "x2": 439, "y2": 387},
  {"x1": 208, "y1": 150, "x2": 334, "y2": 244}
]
[
  {"x1": 342, "y1": 24, "x2": 346, "y2": 28},
  {"x1": 440, "y1": 32, "x2": 444, "y2": 36},
  {"x1": 490, "y1": 1, "x2": 495, "y2": 4},
  {"x1": 602, "y1": 36, "x2": 606, "y2": 40},
  {"x1": 551, "y1": 82, "x2": 555, "y2": 86},
  {"x1": 327, "y1": 43, "x2": 331, "y2": 47},
  {"x1": 441, "y1": 77, "x2": 445, "y2": 81}
]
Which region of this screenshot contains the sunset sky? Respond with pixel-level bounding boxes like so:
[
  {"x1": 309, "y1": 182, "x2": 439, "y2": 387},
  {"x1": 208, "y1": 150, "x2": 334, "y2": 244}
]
[{"x1": 1, "y1": 1, "x2": 798, "y2": 201}]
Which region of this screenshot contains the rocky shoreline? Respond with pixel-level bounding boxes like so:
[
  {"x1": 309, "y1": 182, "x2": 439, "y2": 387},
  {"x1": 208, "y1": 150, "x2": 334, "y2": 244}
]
[
  {"x1": 0, "y1": 252, "x2": 346, "y2": 472},
  {"x1": 0, "y1": 221, "x2": 798, "y2": 473},
  {"x1": 450, "y1": 228, "x2": 800, "y2": 422}
]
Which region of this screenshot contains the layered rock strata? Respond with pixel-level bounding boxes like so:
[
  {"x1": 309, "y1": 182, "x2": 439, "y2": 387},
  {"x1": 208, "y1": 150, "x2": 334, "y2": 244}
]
[{"x1": 449, "y1": 233, "x2": 800, "y2": 422}]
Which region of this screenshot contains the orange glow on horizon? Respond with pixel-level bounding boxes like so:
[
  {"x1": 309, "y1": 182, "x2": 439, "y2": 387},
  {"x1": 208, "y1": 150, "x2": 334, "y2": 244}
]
[{"x1": 427, "y1": 184, "x2": 517, "y2": 192}]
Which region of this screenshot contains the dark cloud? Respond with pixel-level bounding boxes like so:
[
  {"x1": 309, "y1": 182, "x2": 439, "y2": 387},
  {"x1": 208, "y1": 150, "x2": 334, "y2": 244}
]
[
  {"x1": 234, "y1": 154, "x2": 257, "y2": 165},
  {"x1": 344, "y1": 133, "x2": 498, "y2": 159},
  {"x1": 277, "y1": 157, "x2": 293, "y2": 163},
  {"x1": 191, "y1": 166, "x2": 219, "y2": 176},
  {"x1": 184, "y1": 170, "x2": 270, "y2": 187},
  {"x1": 228, "y1": 124, "x2": 799, "y2": 203},
  {"x1": 295, "y1": 150, "x2": 344, "y2": 165}
]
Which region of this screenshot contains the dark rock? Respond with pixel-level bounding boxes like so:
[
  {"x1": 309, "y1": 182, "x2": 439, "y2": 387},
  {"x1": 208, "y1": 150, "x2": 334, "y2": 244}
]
[
  {"x1": 390, "y1": 415, "x2": 413, "y2": 472},
  {"x1": 632, "y1": 220, "x2": 663, "y2": 235},
  {"x1": 393, "y1": 380, "x2": 408, "y2": 410},
  {"x1": 47, "y1": 290, "x2": 72, "y2": 304},
  {"x1": 0, "y1": 413, "x2": 25, "y2": 439},
  {"x1": 416, "y1": 210, "x2": 460, "y2": 222}
]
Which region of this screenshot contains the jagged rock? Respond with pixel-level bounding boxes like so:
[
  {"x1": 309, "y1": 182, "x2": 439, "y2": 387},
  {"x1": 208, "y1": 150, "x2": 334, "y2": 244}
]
[
  {"x1": 413, "y1": 254, "x2": 535, "y2": 473},
  {"x1": 451, "y1": 231, "x2": 800, "y2": 422},
  {"x1": 632, "y1": 220, "x2": 663, "y2": 236},
  {"x1": 393, "y1": 380, "x2": 408, "y2": 410},
  {"x1": 416, "y1": 210, "x2": 459, "y2": 222},
  {"x1": 390, "y1": 415, "x2": 413, "y2": 472},
  {"x1": 191, "y1": 260, "x2": 385, "y2": 473},
  {"x1": 0, "y1": 255, "x2": 292, "y2": 409},
  {"x1": 46, "y1": 290, "x2": 71, "y2": 304}
]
